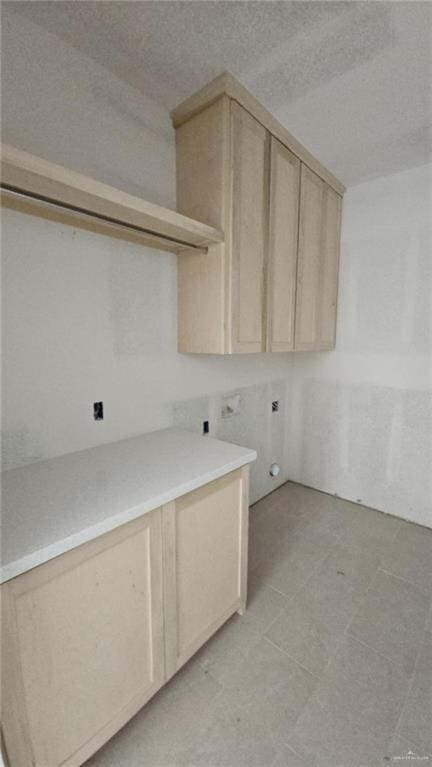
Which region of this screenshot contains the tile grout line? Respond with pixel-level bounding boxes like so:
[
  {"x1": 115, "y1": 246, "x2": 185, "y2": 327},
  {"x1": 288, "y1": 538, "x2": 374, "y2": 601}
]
[
  {"x1": 343, "y1": 564, "x2": 387, "y2": 643},
  {"x1": 263, "y1": 635, "x2": 323, "y2": 682},
  {"x1": 258, "y1": 541, "x2": 345, "y2": 638},
  {"x1": 343, "y1": 631, "x2": 410, "y2": 672},
  {"x1": 254, "y1": 510, "x2": 431, "y2": 759},
  {"x1": 258, "y1": 497, "x2": 430, "y2": 762},
  {"x1": 377, "y1": 566, "x2": 432, "y2": 601},
  {"x1": 249, "y1": 494, "x2": 430, "y2": 758},
  {"x1": 392, "y1": 627, "x2": 431, "y2": 745},
  {"x1": 275, "y1": 742, "x2": 316, "y2": 767},
  {"x1": 256, "y1": 528, "x2": 389, "y2": 661},
  {"x1": 343, "y1": 566, "x2": 430, "y2": 680},
  {"x1": 279, "y1": 631, "x2": 419, "y2": 767},
  {"x1": 343, "y1": 557, "x2": 428, "y2": 673}
]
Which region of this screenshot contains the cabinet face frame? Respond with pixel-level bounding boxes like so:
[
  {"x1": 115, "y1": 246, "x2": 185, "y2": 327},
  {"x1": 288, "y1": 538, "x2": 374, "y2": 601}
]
[
  {"x1": 1, "y1": 510, "x2": 165, "y2": 767},
  {"x1": 162, "y1": 466, "x2": 249, "y2": 679},
  {"x1": 267, "y1": 137, "x2": 301, "y2": 352}
]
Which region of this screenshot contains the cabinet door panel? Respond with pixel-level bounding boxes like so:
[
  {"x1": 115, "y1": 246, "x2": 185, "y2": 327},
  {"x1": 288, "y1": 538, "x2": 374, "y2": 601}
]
[
  {"x1": 267, "y1": 138, "x2": 300, "y2": 351},
  {"x1": 295, "y1": 165, "x2": 325, "y2": 350},
  {"x1": 176, "y1": 97, "x2": 231, "y2": 354},
  {"x1": 163, "y1": 468, "x2": 249, "y2": 677},
  {"x1": 231, "y1": 102, "x2": 268, "y2": 353},
  {"x1": 2, "y1": 511, "x2": 165, "y2": 767},
  {"x1": 316, "y1": 186, "x2": 342, "y2": 350}
]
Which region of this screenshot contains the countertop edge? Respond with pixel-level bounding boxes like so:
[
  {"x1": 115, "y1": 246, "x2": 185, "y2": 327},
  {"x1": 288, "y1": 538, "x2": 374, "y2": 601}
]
[{"x1": 0, "y1": 448, "x2": 257, "y2": 584}]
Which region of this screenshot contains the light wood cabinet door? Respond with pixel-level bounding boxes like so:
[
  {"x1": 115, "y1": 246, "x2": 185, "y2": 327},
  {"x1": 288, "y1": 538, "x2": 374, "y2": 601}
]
[
  {"x1": 267, "y1": 138, "x2": 300, "y2": 352},
  {"x1": 295, "y1": 164, "x2": 325, "y2": 350},
  {"x1": 230, "y1": 102, "x2": 268, "y2": 353},
  {"x1": 163, "y1": 467, "x2": 249, "y2": 677},
  {"x1": 176, "y1": 97, "x2": 231, "y2": 354},
  {"x1": 1, "y1": 511, "x2": 165, "y2": 767},
  {"x1": 316, "y1": 185, "x2": 342, "y2": 350},
  {"x1": 295, "y1": 164, "x2": 342, "y2": 350}
]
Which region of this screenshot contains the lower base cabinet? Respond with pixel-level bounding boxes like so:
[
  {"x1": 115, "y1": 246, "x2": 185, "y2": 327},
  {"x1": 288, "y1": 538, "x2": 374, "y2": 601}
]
[{"x1": 1, "y1": 466, "x2": 249, "y2": 767}]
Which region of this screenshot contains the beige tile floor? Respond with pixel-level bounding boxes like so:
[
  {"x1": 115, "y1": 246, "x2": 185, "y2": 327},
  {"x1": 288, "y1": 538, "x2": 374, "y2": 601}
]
[{"x1": 86, "y1": 482, "x2": 432, "y2": 767}]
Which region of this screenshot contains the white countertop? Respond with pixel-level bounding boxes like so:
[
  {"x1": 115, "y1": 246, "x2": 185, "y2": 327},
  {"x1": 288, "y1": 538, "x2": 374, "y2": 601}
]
[{"x1": 1, "y1": 428, "x2": 256, "y2": 583}]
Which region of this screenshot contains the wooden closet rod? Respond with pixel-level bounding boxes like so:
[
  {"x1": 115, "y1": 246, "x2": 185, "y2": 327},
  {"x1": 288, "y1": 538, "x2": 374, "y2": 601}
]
[{"x1": 1, "y1": 184, "x2": 207, "y2": 251}]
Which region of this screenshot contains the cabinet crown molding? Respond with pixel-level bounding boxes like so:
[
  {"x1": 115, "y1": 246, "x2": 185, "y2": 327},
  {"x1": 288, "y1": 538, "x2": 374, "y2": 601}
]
[{"x1": 171, "y1": 71, "x2": 345, "y2": 197}]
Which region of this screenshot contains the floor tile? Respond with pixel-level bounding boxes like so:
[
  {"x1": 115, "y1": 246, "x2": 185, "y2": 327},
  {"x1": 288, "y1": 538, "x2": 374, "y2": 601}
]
[
  {"x1": 243, "y1": 574, "x2": 290, "y2": 631},
  {"x1": 336, "y1": 503, "x2": 402, "y2": 548},
  {"x1": 356, "y1": 732, "x2": 430, "y2": 767},
  {"x1": 86, "y1": 659, "x2": 221, "y2": 766},
  {"x1": 266, "y1": 598, "x2": 340, "y2": 678},
  {"x1": 253, "y1": 531, "x2": 331, "y2": 598},
  {"x1": 248, "y1": 497, "x2": 310, "y2": 571},
  {"x1": 347, "y1": 569, "x2": 429, "y2": 674},
  {"x1": 272, "y1": 744, "x2": 313, "y2": 766},
  {"x1": 266, "y1": 542, "x2": 383, "y2": 676},
  {"x1": 398, "y1": 631, "x2": 432, "y2": 752},
  {"x1": 381, "y1": 521, "x2": 432, "y2": 598},
  {"x1": 249, "y1": 482, "x2": 350, "y2": 572},
  {"x1": 255, "y1": 482, "x2": 324, "y2": 515},
  {"x1": 194, "y1": 613, "x2": 260, "y2": 687},
  {"x1": 288, "y1": 636, "x2": 411, "y2": 767},
  {"x1": 185, "y1": 694, "x2": 280, "y2": 767},
  {"x1": 272, "y1": 484, "x2": 353, "y2": 545},
  {"x1": 305, "y1": 542, "x2": 384, "y2": 624},
  {"x1": 272, "y1": 482, "x2": 344, "y2": 517},
  {"x1": 85, "y1": 483, "x2": 431, "y2": 767},
  {"x1": 221, "y1": 637, "x2": 318, "y2": 742},
  {"x1": 271, "y1": 483, "x2": 401, "y2": 551},
  {"x1": 427, "y1": 602, "x2": 432, "y2": 633},
  {"x1": 196, "y1": 579, "x2": 288, "y2": 685}
]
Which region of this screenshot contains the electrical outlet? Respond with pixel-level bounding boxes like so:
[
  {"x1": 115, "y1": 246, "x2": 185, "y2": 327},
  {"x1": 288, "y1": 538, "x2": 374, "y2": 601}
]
[{"x1": 93, "y1": 401, "x2": 104, "y2": 421}]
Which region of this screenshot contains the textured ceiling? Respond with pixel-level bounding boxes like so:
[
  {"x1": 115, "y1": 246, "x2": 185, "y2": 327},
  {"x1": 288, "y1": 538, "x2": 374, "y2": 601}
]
[{"x1": 3, "y1": 0, "x2": 432, "y2": 186}]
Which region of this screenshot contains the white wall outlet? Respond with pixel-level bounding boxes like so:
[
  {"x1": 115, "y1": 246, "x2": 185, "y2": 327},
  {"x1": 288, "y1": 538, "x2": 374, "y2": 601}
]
[{"x1": 221, "y1": 393, "x2": 241, "y2": 419}]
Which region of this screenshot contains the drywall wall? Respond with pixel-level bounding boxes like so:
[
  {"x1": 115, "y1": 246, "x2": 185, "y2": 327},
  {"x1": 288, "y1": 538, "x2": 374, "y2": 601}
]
[
  {"x1": 2, "y1": 11, "x2": 431, "y2": 522},
  {"x1": 172, "y1": 381, "x2": 291, "y2": 503},
  {"x1": 288, "y1": 163, "x2": 432, "y2": 528},
  {"x1": 1, "y1": 9, "x2": 175, "y2": 207},
  {"x1": 1, "y1": 206, "x2": 292, "y2": 500},
  {"x1": 1, "y1": 12, "x2": 292, "y2": 501}
]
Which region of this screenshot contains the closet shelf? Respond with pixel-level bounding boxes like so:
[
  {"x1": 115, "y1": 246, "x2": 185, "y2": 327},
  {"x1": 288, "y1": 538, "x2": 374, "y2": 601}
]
[{"x1": 0, "y1": 144, "x2": 224, "y2": 254}]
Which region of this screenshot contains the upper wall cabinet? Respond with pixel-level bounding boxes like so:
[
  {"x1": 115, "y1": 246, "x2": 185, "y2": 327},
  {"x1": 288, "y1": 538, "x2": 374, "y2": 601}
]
[{"x1": 172, "y1": 72, "x2": 344, "y2": 354}]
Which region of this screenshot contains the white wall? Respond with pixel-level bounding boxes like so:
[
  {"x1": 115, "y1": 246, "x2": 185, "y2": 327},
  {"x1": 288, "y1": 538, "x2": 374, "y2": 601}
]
[
  {"x1": 1, "y1": 207, "x2": 293, "y2": 500},
  {"x1": 1, "y1": 9, "x2": 175, "y2": 207},
  {"x1": 288, "y1": 164, "x2": 432, "y2": 527},
  {"x1": 2, "y1": 11, "x2": 431, "y2": 524},
  {"x1": 1, "y1": 12, "x2": 292, "y2": 502}
]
